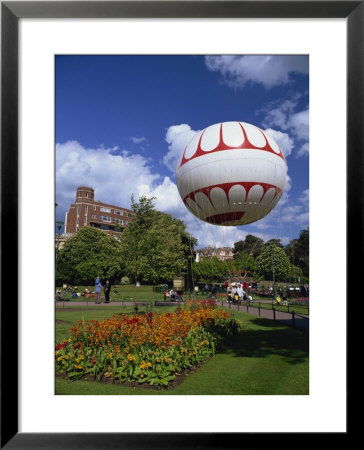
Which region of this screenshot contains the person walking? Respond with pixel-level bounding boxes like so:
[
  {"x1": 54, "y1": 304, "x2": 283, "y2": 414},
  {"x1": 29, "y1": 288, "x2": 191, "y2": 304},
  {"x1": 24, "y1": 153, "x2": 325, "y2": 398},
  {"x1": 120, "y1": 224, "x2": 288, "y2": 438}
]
[
  {"x1": 95, "y1": 277, "x2": 102, "y2": 304},
  {"x1": 211, "y1": 283, "x2": 217, "y2": 300},
  {"x1": 104, "y1": 280, "x2": 111, "y2": 303}
]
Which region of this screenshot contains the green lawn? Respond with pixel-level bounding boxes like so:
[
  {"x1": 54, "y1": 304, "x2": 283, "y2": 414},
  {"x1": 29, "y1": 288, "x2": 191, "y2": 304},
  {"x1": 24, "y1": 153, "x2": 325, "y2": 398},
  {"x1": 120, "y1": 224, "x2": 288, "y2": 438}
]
[
  {"x1": 55, "y1": 305, "x2": 309, "y2": 395},
  {"x1": 248, "y1": 301, "x2": 309, "y2": 315},
  {"x1": 56, "y1": 284, "x2": 169, "y2": 303}
]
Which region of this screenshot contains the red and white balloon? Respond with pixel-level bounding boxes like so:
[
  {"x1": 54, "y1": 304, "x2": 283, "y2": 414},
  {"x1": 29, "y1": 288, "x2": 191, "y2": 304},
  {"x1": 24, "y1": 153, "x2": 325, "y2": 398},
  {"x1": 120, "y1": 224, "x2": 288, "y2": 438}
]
[{"x1": 176, "y1": 121, "x2": 287, "y2": 226}]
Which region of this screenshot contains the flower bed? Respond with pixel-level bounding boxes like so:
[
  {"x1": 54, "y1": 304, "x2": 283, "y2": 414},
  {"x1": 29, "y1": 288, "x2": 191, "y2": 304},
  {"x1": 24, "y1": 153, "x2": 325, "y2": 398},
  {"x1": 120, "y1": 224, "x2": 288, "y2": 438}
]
[{"x1": 55, "y1": 302, "x2": 240, "y2": 387}]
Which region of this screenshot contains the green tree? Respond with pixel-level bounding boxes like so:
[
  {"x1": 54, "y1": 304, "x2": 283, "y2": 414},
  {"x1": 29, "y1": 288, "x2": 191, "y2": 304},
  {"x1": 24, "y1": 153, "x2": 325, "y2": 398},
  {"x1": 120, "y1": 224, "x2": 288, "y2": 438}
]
[
  {"x1": 56, "y1": 227, "x2": 123, "y2": 284},
  {"x1": 287, "y1": 265, "x2": 303, "y2": 284},
  {"x1": 233, "y1": 234, "x2": 265, "y2": 259},
  {"x1": 284, "y1": 228, "x2": 309, "y2": 278},
  {"x1": 192, "y1": 257, "x2": 231, "y2": 283},
  {"x1": 120, "y1": 195, "x2": 195, "y2": 297},
  {"x1": 265, "y1": 238, "x2": 283, "y2": 248},
  {"x1": 256, "y1": 245, "x2": 290, "y2": 281},
  {"x1": 233, "y1": 251, "x2": 256, "y2": 274}
]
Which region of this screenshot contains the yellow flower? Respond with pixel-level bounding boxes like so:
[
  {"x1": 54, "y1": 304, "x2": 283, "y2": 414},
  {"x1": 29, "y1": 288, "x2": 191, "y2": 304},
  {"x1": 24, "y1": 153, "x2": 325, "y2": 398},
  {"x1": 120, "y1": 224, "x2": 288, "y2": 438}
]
[
  {"x1": 127, "y1": 353, "x2": 135, "y2": 361},
  {"x1": 108, "y1": 353, "x2": 113, "y2": 358},
  {"x1": 75, "y1": 358, "x2": 80, "y2": 363},
  {"x1": 147, "y1": 362, "x2": 152, "y2": 367},
  {"x1": 57, "y1": 357, "x2": 62, "y2": 361},
  {"x1": 55, "y1": 351, "x2": 59, "y2": 356},
  {"x1": 140, "y1": 361, "x2": 148, "y2": 369},
  {"x1": 87, "y1": 350, "x2": 92, "y2": 355}
]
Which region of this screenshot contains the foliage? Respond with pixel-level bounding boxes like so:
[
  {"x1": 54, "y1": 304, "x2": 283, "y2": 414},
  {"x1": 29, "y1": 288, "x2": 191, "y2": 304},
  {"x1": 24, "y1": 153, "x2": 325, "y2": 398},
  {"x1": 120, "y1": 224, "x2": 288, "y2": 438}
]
[
  {"x1": 284, "y1": 228, "x2": 309, "y2": 277},
  {"x1": 233, "y1": 235, "x2": 265, "y2": 259},
  {"x1": 55, "y1": 303, "x2": 240, "y2": 386},
  {"x1": 120, "y1": 277, "x2": 130, "y2": 285},
  {"x1": 256, "y1": 245, "x2": 291, "y2": 281},
  {"x1": 192, "y1": 251, "x2": 258, "y2": 283},
  {"x1": 192, "y1": 257, "x2": 235, "y2": 283},
  {"x1": 233, "y1": 251, "x2": 256, "y2": 274},
  {"x1": 286, "y1": 265, "x2": 303, "y2": 283},
  {"x1": 120, "y1": 195, "x2": 195, "y2": 286},
  {"x1": 56, "y1": 227, "x2": 123, "y2": 284},
  {"x1": 264, "y1": 238, "x2": 283, "y2": 248}
]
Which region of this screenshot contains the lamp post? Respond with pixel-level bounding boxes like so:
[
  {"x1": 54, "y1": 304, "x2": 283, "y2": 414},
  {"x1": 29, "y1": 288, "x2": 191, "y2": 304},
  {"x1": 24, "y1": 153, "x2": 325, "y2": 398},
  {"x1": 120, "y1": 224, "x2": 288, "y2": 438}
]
[
  {"x1": 270, "y1": 244, "x2": 277, "y2": 306},
  {"x1": 55, "y1": 220, "x2": 64, "y2": 271}
]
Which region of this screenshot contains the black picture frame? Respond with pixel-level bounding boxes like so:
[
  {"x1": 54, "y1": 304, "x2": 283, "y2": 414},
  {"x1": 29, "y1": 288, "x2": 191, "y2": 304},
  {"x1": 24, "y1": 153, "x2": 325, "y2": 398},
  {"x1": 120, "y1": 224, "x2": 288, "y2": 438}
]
[{"x1": 1, "y1": 1, "x2": 357, "y2": 448}]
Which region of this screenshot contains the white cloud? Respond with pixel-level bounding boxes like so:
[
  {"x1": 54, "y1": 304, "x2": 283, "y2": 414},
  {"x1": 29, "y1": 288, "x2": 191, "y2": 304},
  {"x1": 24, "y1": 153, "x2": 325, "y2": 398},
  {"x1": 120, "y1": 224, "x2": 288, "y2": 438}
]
[
  {"x1": 260, "y1": 99, "x2": 297, "y2": 130},
  {"x1": 299, "y1": 188, "x2": 309, "y2": 206},
  {"x1": 288, "y1": 109, "x2": 309, "y2": 141},
  {"x1": 264, "y1": 128, "x2": 295, "y2": 158},
  {"x1": 163, "y1": 124, "x2": 199, "y2": 172},
  {"x1": 205, "y1": 55, "x2": 308, "y2": 89},
  {"x1": 261, "y1": 101, "x2": 309, "y2": 158},
  {"x1": 56, "y1": 141, "x2": 160, "y2": 223},
  {"x1": 130, "y1": 136, "x2": 147, "y2": 144}
]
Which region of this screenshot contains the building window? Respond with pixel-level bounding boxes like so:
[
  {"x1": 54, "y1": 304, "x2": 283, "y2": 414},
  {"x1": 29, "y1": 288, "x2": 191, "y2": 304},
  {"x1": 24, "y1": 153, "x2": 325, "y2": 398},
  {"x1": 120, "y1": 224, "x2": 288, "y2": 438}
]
[
  {"x1": 100, "y1": 207, "x2": 111, "y2": 213},
  {"x1": 113, "y1": 218, "x2": 123, "y2": 225},
  {"x1": 114, "y1": 210, "x2": 123, "y2": 215},
  {"x1": 91, "y1": 223, "x2": 97, "y2": 227},
  {"x1": 77, "y1": 205, "x2": 80, "y2": 214},
  {"x1": 85, "y1": 205, "x2": 88, "y2": 214},
  {"x1": 126, "y1": 212, "x2": 133, "y2": 218},
  {"x1": 85, "y1": 192, "x2": 88, "y2": 198},
  {"x1": 84, "y1": 216, "x2": 87, "y2": 225},
  {"x1": 100, "y1": 225, "x2": 109, "y2": 231},
  {"x1": 93, "y1": 205, "x2": 97, "y2": 210},
  {"x1": 91, "y1": 214, "x2": 96, "y2": 219},
  {"x1": 99, "y1": 215, "x2": 111, "y2": 222}
]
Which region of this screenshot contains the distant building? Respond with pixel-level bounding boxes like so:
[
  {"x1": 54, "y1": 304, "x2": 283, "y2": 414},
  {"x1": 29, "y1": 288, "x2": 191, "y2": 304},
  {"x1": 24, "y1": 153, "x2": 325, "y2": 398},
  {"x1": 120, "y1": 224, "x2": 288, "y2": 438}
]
[
  {"x1": 64, "y1": 186, "x2": 135, "y2": 236},
  {"x1": 55, "y1": 232, "x2": 73, "y2": 250},
  {"x1": 196, "y1": 245, "x2": 234, "y2": 261}
]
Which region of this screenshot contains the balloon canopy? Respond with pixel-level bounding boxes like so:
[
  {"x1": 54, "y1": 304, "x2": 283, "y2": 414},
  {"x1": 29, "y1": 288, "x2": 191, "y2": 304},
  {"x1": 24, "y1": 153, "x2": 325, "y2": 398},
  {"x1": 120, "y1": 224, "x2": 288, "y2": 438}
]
[{"x1": 176, "y1": 121, "x2": 287, "y2": 226}]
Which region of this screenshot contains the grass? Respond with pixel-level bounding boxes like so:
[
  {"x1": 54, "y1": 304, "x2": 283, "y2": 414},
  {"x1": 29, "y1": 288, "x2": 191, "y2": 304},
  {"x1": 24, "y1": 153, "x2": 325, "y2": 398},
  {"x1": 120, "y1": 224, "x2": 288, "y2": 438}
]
[
  {"x1": 248, "y1": 301, "x2": 308, "y2": 315},
  {"x1": 56, "y1": 284, "x2": 166, "y2": 303},
  {"x1": 55, "y1": 305, "x2": 309, "y2": 395}
]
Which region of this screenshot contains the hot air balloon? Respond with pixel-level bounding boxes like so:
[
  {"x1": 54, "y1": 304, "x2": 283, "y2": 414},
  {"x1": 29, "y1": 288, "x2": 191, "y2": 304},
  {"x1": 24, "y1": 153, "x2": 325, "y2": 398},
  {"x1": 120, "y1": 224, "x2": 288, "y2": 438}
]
[{"x1": 176, "y1": 121, "x2": 287, "y2": 226}]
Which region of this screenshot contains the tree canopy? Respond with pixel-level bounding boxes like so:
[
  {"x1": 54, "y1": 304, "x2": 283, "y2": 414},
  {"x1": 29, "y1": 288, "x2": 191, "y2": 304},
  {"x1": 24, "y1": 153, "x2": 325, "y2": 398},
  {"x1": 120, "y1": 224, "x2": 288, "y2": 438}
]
[
  {"x1": 233, "y1": 234, "x2": 265, "y2": 259},
  {"x1": 256, "y1": 245, "x2": 291, "y2": 281},
  {"x1": 120, "y1": 195, "x2": 195, "y2": 286},
  {"x1": 56, "y1": 227, "x2": 123, "y2": 284}
]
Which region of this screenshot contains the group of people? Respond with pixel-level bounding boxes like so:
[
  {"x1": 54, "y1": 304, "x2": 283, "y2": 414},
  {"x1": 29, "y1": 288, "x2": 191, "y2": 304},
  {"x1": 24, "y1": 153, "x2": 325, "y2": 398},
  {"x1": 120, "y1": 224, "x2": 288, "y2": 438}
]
[
  {"x1": 94, "y1": 278, "x2": 111, "y2": 304},
  {"x1": 164, "y1": 288, "x2": 184, "y2": 302},
  {"x1": 226, "y1": 282, "x2": 252, "y2": 304}
]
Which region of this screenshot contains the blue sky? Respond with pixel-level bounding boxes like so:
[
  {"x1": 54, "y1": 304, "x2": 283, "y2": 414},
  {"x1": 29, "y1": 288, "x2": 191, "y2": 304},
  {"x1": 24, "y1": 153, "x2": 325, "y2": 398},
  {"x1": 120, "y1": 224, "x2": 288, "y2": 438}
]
[{"x1": 56, "y1": 55, "x2": 309, "y2": 248}]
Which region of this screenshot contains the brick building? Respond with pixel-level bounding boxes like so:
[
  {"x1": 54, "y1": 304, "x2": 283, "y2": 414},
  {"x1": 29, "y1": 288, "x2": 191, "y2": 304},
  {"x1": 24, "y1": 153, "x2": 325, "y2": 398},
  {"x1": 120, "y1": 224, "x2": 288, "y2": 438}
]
[{"x1": 64, "y1": 186, "x2": 135, "y2": 236}]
